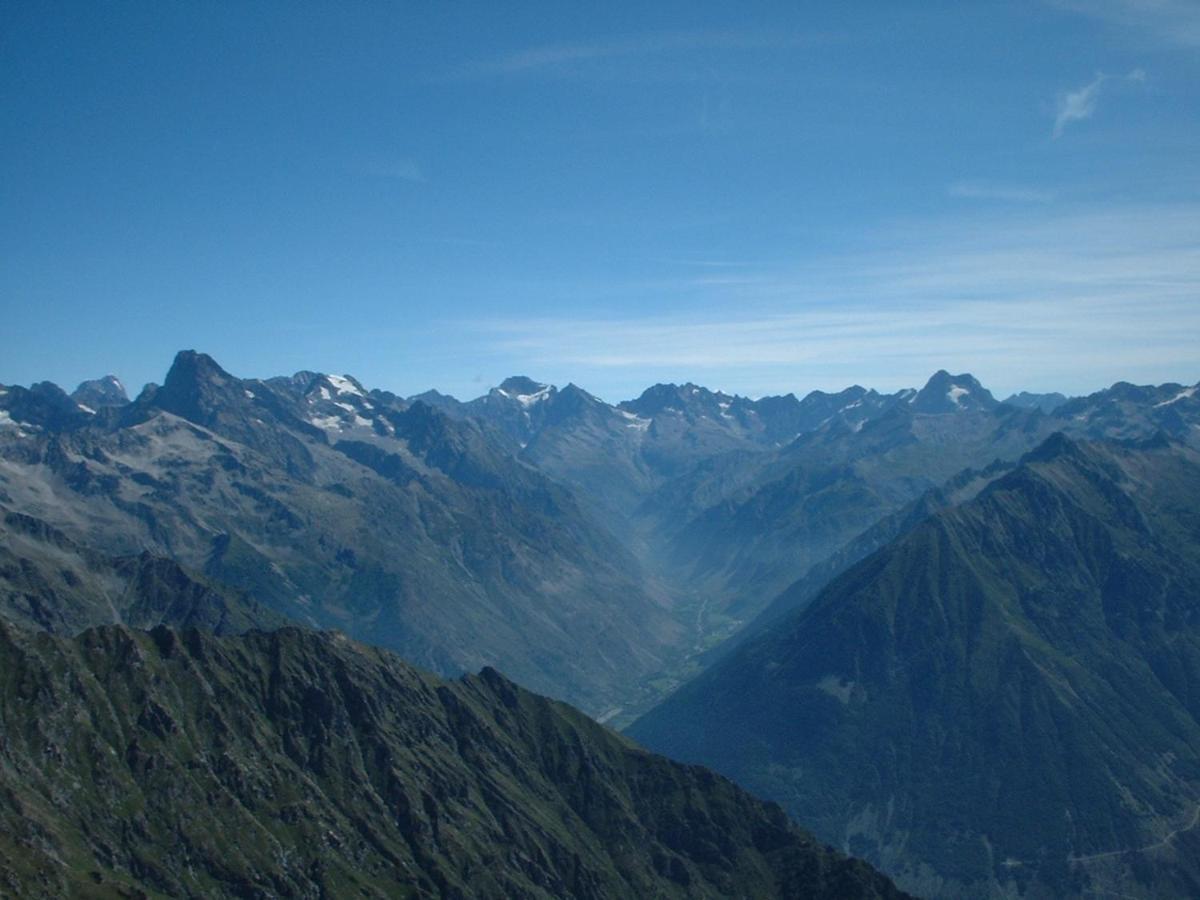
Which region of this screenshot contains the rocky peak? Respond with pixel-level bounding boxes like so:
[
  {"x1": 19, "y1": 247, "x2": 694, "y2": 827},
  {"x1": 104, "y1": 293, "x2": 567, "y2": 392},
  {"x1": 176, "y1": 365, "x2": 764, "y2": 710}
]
[
  {"x1": 621, "y1": 382, "x2": 731, "y2": 419},
  {"x1": 1002, "y1": 390, "x2": 1069, "y2": 413},
  {"x1": 0, "y1": 381, "x2": 88, "y2": 431},
  {"x1": 70, "y1": 375, "x2": 129, "y2": 409},
  {"x1": 910, "y1": 370, "x2": 996, "y2": 414},
  {"x1": 153, "y1": 350, "x2": 243, "y2": 426},
  {"x1": 494, "y1": 376, "x2": 555, "y2": 407}
]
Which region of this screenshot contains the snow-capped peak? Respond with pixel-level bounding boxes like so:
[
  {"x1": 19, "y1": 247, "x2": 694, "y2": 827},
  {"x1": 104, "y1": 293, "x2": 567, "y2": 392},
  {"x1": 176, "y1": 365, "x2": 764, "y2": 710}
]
[
  {"x1": 495, "y1": 376, "x2": 553, "y2": 407},
  {"x1": 325, "y1": 374, "x2": 365, "y2": 397},
  {"x1": 513, "y1": 385, "x2": 552, "y2": 407}
]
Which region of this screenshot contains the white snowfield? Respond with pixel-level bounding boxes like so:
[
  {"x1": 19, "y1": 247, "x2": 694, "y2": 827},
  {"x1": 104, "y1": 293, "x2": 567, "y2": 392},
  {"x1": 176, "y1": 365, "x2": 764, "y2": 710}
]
[
  {"x1": 618, "y1": 409, "x2": 650, "y2": 431},
  {"x1": 0, "y1": 410, "x2": 30, "y2": 437},
  {"x1": 326, "y1": 374, "x2": 364, "y2": 397},
  {"x1": 1154, "y1": 385, "x2": 1198, "y2": 408},
  {"x1": 948, "y1": 385, "x2": 970, "y2": 406},
  {"x1": 496, "y1": 383, "x2": 552, "y2": 407}
]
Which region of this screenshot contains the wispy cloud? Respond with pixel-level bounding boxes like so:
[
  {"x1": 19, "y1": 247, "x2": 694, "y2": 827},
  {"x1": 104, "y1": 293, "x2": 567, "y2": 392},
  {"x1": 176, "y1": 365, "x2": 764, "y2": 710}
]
[
  {"x1": 1053, "y1": 68, "x2": 1145, "y2": 138},
  {"x1": 457, "y1": 204, "x2": 1200, "y2": 397},
  {"x1": 949, "y1": 181, "x2": 1055, "y2": 203},
  {"x1": 652, "y1": 257, "x2": 758, "y2": 269},
  {"x1": 1051, "y1": 0, "x2": 1200, "y2": 47},
  {"x1": 446, "y1": 30, "x2": 819, "y2": 80}
]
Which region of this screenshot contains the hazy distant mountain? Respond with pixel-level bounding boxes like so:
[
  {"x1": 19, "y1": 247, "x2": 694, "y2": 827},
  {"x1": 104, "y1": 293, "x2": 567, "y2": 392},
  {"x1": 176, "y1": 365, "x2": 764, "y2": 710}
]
[
  {"x1": 631, "y1": 434, "x2": 1200, "y2": 898},
  {"x1": 654, "y1": 372, "x2": 1038, "y2": 625},
  {"x1": 405, "y1": 387, "x2": 464, "y2": 416},
  {"x1": 1003, "y1": 389, "x2": 1069, "y2": 413},
  {"x1": 0, "y1": 621, "x2": 910, "y2": 899},
  {"x1": 618, "y1": 382, "x2": 897, "y2": 454},
  {"x1": 651, "y1": 372, "x2": 1200, "y2": 632},
  {"x1": 907, "y1": 369, "x2": 997, "y2": 414},
  {"x1": 1054, "y1": 379, "x2": 1200, "y2": 442},
  {"x1": 0, "y1": 351, "x2": 681, "y2": 714},
  {"x1": 70, "y1": 374, "x2": 129, "y2": 410}
]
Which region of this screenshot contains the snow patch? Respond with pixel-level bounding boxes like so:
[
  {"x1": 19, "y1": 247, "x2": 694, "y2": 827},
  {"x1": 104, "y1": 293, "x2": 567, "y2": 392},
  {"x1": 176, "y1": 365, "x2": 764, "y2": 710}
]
[
  {"x1": 618, "y1": 409, "x2": 650, "y2": 431},
  {"x1": 1154, "y1": 386, "x2": 1197, "y2": 408},
  {"x1": 77, "y1": 404, "x2": 97, "y2": 415},
  {"x1": 243, "y1": 389, "x2": 255, "y2": 400},
  {"x1": 326, "y1": 374, "x2": 364, "y2": 397},
  {"x1": 0, "y1": 410, "x2": 29, "y2": 437},
  {"x1": 496, "y1": 384, "x2": 552, "y2": 407},
  {"x1": 309, "y1": 414, "x2": 343, "y2": 430},
  {"x1": 817, "y1": 675, "x2": 855, "y2": 704},
  {"x1": 947, "y1": 385, "x2": 970, "y2": 406}
]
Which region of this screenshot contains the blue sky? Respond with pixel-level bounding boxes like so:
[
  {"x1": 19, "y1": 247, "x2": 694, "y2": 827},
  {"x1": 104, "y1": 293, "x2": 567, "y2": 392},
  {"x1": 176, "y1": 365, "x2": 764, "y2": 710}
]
[{"x1": 2, "y1": 1, "x2": 1198, "y2": 402}]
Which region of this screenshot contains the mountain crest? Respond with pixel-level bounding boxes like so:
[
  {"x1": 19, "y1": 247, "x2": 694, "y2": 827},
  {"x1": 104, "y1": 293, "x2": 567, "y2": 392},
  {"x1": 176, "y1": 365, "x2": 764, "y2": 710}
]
[
  {"x1": 494, "y1": 376, "x2": 554, "y2": 406},
  {"x1": 1020, "y1": 430, "x2": 1084, "y2": 465},
  {"x1": 621, "y1": 382, "x2": 732, "y2": 418},
  {"x1": 70, "y1": 375, "x2": 129, "y2": 409},
  {"x1": 910, "y1": 370, "x2": 996, "y2": 413},
  {"x1": 152, "y1": 350, "x2": 242, "y2": 425}
]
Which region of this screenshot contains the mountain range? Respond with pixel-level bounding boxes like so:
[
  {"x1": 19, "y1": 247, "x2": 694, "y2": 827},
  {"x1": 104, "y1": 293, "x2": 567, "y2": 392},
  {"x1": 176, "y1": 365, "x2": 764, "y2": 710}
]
[
  {"x1": 4, "y1": 353, "x2": 1200, "y2": 896},
  {"x1": 3, "y1": 357, "x2": 1198, "y2": 725},
  {"x1": 0, "y1": 352, "x2": 681, "y2": 715}
]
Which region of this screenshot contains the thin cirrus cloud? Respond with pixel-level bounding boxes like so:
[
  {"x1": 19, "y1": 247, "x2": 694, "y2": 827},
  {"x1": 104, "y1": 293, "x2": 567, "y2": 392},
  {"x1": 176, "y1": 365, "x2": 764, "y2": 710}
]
[
  {"x1": 459, "y1": 203, "x2": 1200, "y2": 397},
  {"x1": 446, "y1": 30, "x2": 821, "y2": 80},
  {"x1": 1053, "y1": 69, "x2": 1146, "y2": 137},
  {"x1": 1051, "y1": 0, "x2": 1200, "y2": 47},
  {"x1": 949, "y1": 181, "x2": 1055, "y2": 203}
]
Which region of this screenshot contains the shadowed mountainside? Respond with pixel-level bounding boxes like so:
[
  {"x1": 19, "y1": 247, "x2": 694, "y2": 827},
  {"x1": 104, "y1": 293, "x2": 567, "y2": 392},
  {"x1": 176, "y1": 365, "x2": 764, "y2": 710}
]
[
  {"x1": 0, "y1": 622, "x2": 909, "y2": 900},
  {"x1": 631, "y1": 435, "x2": 1200, "y2": 898}
]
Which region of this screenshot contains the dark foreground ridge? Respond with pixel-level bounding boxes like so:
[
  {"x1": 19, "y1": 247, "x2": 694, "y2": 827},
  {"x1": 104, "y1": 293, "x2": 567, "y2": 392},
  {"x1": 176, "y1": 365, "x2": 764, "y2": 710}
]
[{"x1": 0, "y1": 621, "x2": 909, "y2": 899}]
